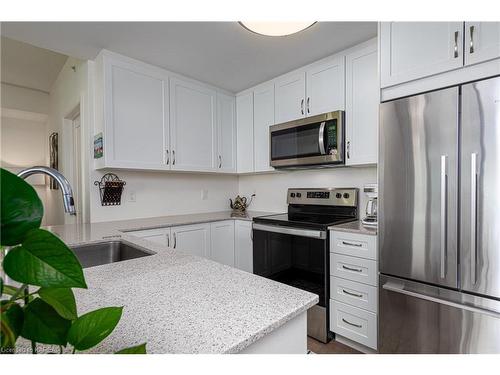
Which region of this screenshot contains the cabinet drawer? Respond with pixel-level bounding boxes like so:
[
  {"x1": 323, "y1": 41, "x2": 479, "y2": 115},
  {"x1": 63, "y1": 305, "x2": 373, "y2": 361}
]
[
  {"x1": 331, "y1": 231, "x2": 377, "y2": 260},
  {"x1": 331, "y1": 276, "x2": 377, "y2": 313},
  {"x1": 330, "y1": 300, "x2": 377, "y2": 350},
  {"x1": 330, "y1": 253, "x2": 377, "y2": 286}
]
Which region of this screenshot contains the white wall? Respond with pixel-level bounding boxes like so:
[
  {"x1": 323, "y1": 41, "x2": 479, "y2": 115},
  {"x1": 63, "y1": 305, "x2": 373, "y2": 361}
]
[
  {"x1": 1, "y1": 83, "x2": 49, "y2": 113},
  {"x1": 238, "y1": 167, "x2": 377, "y2": 214}
]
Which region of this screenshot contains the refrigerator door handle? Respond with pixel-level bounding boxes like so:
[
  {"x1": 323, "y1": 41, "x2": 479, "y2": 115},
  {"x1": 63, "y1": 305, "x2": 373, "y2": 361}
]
[
  {"x1": 440, "y1": 155, "x2": 447, "y2": 279},
  {"x1": 382, "y1": 281, "x2": 500, "y2": 319},
  {"x1": 471, "y1": 153, "x2": 478, "y2": 284}
]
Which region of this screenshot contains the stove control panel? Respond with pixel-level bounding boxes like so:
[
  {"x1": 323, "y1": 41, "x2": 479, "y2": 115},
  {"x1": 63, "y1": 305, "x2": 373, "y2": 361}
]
[{"x1": 287, "y1": 188, "x2": 358, "y2": 207}]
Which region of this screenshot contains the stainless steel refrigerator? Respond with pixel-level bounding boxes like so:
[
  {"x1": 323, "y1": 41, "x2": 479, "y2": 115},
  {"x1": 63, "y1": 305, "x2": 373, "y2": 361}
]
[{"x1": 379, "y1": 76, "x2": 500, "y2": 353}]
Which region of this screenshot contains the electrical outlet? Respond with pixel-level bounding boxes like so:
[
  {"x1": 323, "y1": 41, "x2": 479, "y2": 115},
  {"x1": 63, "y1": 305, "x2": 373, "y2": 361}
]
[
  {"x1": 201, "y1": 189, "x2": 208, "y2": 200},
  {"x1": 128, "y1": 191, "x2": 136, "y2": 202}
]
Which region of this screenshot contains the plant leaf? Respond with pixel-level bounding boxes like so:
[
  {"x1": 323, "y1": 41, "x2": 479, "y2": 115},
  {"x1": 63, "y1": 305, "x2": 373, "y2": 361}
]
[
  {"x1": 21, "y1": 298, "x2": 71, "y2": 346},
  {"x1": 68, "y1": 306, "x2": 123, "y2": 351},
  {"x1": 3, "y1": 229, "x2": 87, "y2": 288},
  {"x1": 38, "y1": 287, "x2": 78, "y2": 320},
  {"x1": 115, "y1": 343, "x2": 147, "y2": 354},
  {"x1": 0, "y1": 278, "x2": 3, "y2": 297},
  {"x1": 2, "y1": 284, "x2": 21, "y2": 298},
  {"x1": 0, "y1": 168, "x2": 43, "y2": 246},
  {"x1": 0, "y1": 302, "x2": 24, "y2": 350}
]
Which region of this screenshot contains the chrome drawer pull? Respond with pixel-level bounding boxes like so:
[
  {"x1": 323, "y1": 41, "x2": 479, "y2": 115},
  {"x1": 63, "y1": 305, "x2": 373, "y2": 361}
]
[
  {"x1": 342, "y1": 265, "x2": 363, "y2": 272},
  {"x1": 342, "y1": 240, "x2": 362, "y2": 247},
  {"x1": 342, "y1": 318, "x2": 362, "y2": 328},
  {"x1": 453, "y1": 31, "x2": 459, "y2": 58},
  {"x1": 342, "y1": 289, "x2": 363, "y2": 298}
]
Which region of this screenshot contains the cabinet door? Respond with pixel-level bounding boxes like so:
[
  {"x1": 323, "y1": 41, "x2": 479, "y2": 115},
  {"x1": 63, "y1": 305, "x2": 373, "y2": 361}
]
[
  {"x1": 169, "y1": 77, "x2": 217, "y2": 171},
  {"x1": 128, "y1": 228, "x2": 171, "y2": 248},
  {"x1": 380, "y1": 22, "x2": 464, "y2": 87},
  {"x1": 105, "y1": 58, "x2": 169, "y2": 169},
  {"x1": 210, "y1": 221, "x2": 235, "y2": 267},
  {"x1": 235, "y1": 220, "x2": 253, "y2": 273},
  {"x1": 236, "y1": 92, "x2": 254, "y2": 173},
  {"x1": 305, "y1": 56, "x2": 345, "y2": 116},
  {"x1": 171, "y1": 223, "x2": 210, "y2": 258},
  {"x1": 274, "y1": 72, "x2": 306, "y2": 123},
  {"x1": 345, "y1": 41, "x2": 379, "y2": 166},
  {"x1": 216, "y1": 92, "x2": 236, "y2": 172},
  {"x1": 253, "y1": 83, "x2": 275, "y2": 172},
  {"x1": 465, "y1": 22, "x2": 500, "y2": 66}
]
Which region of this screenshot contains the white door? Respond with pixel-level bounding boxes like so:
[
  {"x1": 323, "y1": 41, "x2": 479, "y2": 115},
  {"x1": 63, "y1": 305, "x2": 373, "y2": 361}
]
[
  {"x1": 129, "y1": 228, "x2": 171, "y2": 248},
  {"x1": 236, "y1": 92, "x2": 254, "y2": 173},
  {"x1": 235, "y1": 220, "x2": 253, "y2": 273},
  {"x1": 105, "y1": 60, "x2": 169, "y2": 169},
  {"x1": 216, "y1": 92, "x2": 236, "y2": 172},
  {"x1": 465, "y1": 22, "x2": 500, "y2": 66},
  {"x1": 253, "y1": 83, "x2": 275, "y2": 172},
  {"x1": 171, "y1": 223, "x2": 210, "y2": 258},
  {"x1": 305, "y1": 56, "x2": 345, "y2": 116},
  {"x1": 380, "y1": 22, "x2": 464, "y2": 87},
  {"x1": 169, "y1": 77, "x2": 217, "y2": 171},
  {"x1": 210, "y1": 221, "x2": 235, "y2": 267},
  {"x1": 345, "y1": 41, "x2": 379, "y2": 166},
  {"x1": 274, "y1": 72, "x2": 306, "y2": 123}
]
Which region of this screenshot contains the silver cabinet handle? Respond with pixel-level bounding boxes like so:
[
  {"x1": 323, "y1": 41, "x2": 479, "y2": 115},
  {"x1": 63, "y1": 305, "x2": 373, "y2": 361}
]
[
  {"x1": 342, "y1": 264, "x2": 362, "y2": 273},
  {"x1": 342, "y1": 289, "x2": 363, "y2": 298},
  {"x1": 469, "y1": 25, "x2": 475, "y2": 54},
  {"x1": 172, "y1": 150, "x2": 176, "y2": 165},
  {"x1": 454, "y1": 31, "x2": 459, "y2": 58},
  {"x1": 253, "y1": 223, "x2": 327, "y2": 239},
  {"x1": 165, "y1": 149, "x2": 169, "y2": 165},
  {"x1": 471, "y1": 153, "x2": 478, "y2": 284},
  {"x1": 342, "y1": 318, "x2": 362, "y2": 328},
  {"x1": 346, "y1": 141, "x2": 351, "y2": 159},
  {"x1": 318, "y1": 121, "x2": 326, "y2": 155},
  {"x1": 306, "y1": 97, "x2": 310, "y2": 114},
  {"x1": 166, "y1": 233, "x2": 170, "y2": 247},
  {"x1": 218, "y1": 155, "x2": 222, "y2": 168},
  {"x1": 342, "y1": 240, "x2": 362, "y2": 247},
  {"x1": 173, "y1": 232, "x2": 177, "y2": 249},
  {"x1": 300, "y1": 99, "x2": 304, "y2": 115},
  {"x1": 440, "y1": 155, "x2": 447, "y2": 279}
]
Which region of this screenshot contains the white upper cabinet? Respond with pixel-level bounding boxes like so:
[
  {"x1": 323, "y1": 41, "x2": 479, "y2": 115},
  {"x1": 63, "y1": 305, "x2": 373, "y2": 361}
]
[
  {"x1": 169, "y1": 77, "x2": 217, "y2": 171},
  {"x1": 210, "y1": 221, "x2": 235, "y2": 267},
  {"x1": 274, "y1": 72, "x2": 306, "y2": 123},
  {"x1": 380, "y1": 22, "x2": 464, "y2": 87},
  {"x1": 217, "y1": 92, "x2": 236, "y2": 172},
  {"x1": 171, "y1": 223, "x2": 210, "y2": 258},
  {"x1": 305, "y1": 56, "x2": 345, "y2": 116},
  {"x1": 253, "y1": 83, "x2": 275, "y2": 172},
  {"x1": 236, "y1": 92, "x2": 254, "y2": 173},
  {"x1": 345, "y1": 40, "x2": 379, "y2": 166},
  {"x1": 465, "y1": 22, "x2": 500, "y2": 66},
  {"x1": 99, "y1": 54, "x2": 169, "y2": 170}
]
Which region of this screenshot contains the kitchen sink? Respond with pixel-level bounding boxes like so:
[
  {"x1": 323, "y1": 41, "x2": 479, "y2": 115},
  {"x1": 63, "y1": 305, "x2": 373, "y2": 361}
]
[{"x1": 70, "y1": 240, "x2": 154, "y2": 268}]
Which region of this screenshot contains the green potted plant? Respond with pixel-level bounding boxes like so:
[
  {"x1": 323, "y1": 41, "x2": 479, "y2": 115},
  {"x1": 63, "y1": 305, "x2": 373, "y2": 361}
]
[{"x1": 0, "y1": 168, "x2": 145, "y2": 354}]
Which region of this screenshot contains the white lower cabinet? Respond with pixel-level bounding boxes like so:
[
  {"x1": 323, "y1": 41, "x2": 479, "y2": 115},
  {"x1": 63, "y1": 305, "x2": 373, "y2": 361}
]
[
  {"x1": 210, "y1": 221, "x2": 235, "y2": 267},
  {"x1": 234, "y1": 220, "x2": 253, "y2": 273},
  {"x1": 127, "y1": 227, "x2": 172, "y2": 248},
  {"x1": 329, "y1": 229, "x2": 378, "y2": 351},
  {"x1": 171, "y1": 223, "x2": 211, "y2": 258}
]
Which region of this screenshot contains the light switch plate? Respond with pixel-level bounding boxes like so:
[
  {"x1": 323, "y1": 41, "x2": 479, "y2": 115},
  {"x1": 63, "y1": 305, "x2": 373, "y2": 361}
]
[{"x1": 128, "y1": 191, "x2": 136, "y2": 202}]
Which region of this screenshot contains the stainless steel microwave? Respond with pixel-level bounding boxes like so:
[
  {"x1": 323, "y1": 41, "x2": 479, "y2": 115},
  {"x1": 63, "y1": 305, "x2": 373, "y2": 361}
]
[{"x1": 269, "y1": 111, "x2": 345, "y2": 168}]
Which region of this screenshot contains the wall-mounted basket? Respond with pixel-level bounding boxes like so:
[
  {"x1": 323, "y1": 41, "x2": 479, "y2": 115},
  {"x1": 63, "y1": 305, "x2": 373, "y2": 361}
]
[{"x1": 94, "y1": 173, "x2": 126, "y2": 206}]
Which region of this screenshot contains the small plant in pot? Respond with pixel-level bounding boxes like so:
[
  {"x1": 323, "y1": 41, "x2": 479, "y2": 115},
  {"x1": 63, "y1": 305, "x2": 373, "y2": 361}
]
[{"x1": 0, "y1": 168, "x2": 145, "y2": 354}]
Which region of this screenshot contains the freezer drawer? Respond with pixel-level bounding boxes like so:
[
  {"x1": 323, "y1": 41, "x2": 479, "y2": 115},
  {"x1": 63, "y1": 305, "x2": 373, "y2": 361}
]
[{"x1": 379, "y1": 275, "x2": 500, "y2": 353}]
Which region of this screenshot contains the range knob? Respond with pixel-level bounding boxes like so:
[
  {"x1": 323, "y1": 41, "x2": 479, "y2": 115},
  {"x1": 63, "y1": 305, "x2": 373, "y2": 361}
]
[
  {"x1": 343, "y1": 193, "x2": 350, "y2": 199},
  {"x1": 335, "y1": 193, "x2": 342, "y2": 199},
  {"x1": 290, "y1": 193, "x2": 296, "y2": 198},
  {"x1": 296, "y1": 193, "x2": 302, "y2": 198}
]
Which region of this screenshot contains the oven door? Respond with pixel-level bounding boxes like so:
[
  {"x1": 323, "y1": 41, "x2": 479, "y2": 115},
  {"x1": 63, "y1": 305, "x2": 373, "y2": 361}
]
[
  {"x1": 270, "y1": 111, "x2": 344, "y2": 168},
  {"x1": 252, "y1": 223, "x2": 329, "y2": 341}
]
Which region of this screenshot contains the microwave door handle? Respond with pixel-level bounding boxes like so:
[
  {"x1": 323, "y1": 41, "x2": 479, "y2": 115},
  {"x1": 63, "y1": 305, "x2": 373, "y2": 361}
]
[{"x1": 318, "y1": 121, "x2": 326, "y2": 155}]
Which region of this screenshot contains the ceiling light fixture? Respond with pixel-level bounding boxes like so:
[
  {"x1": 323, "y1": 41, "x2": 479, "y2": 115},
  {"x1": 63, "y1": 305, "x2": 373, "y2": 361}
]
[{"x1": 239, "y1": 22, "x2": 317, "y2": 37}]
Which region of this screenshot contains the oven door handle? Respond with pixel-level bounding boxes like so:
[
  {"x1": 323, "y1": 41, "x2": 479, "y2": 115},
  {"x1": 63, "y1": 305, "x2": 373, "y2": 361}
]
[
  {"x1": 252, "y1": 223, "x2": 327, "y2": 239},
  {"x1": 318, "y1": 121, "x2": 326, "y2": 155}
]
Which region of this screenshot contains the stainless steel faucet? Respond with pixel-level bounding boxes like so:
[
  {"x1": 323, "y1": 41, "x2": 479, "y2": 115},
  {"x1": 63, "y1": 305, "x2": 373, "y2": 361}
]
[{"x1": 17, "y1": 166, "x2": 76, "y2": 215}]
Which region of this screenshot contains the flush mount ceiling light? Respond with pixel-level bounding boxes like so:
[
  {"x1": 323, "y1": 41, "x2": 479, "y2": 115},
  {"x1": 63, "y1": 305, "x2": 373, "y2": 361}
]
[{"x1": 239, "y1": 22, "x2": 317, "y2": 37}]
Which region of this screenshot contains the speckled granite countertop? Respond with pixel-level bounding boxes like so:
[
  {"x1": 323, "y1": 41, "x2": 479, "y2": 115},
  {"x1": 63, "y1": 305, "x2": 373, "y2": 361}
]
[
  {"x1": 328, "y1": 220, "x2": 378, "y2": 236},
  {"x1": 42, "y1": 211, "x2": 318, "y2": 354}
]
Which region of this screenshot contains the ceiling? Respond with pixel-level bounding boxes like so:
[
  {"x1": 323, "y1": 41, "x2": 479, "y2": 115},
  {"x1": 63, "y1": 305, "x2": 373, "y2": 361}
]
[
  {"x1": 1, "y1": 22, "x2": 377, "y2": 93},
  {"x1": 1, "y1": 36, "x2": 68, "y2": 93}
]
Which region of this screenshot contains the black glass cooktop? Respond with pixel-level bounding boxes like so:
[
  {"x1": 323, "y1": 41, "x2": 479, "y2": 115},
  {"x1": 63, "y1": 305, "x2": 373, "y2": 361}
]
[{"x1": 253, "y1": 212, "x2": 356, "y2": 230}]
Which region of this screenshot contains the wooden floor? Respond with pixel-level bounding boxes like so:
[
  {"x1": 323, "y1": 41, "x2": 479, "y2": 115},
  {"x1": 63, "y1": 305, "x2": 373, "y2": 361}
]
[{"x1": 307, "y1": 337, "x2": 362, "y2": 354}]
